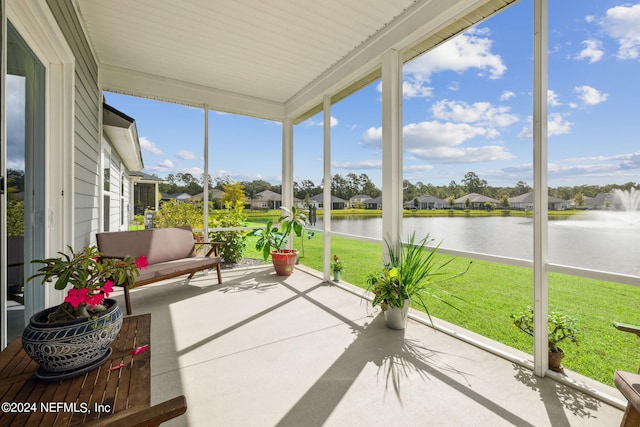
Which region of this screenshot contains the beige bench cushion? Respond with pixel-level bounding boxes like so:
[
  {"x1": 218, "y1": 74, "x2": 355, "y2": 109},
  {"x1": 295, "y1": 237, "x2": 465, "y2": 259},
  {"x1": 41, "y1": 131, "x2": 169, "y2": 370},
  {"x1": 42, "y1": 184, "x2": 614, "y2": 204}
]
[
  {"x1": 136, "y1": 257, "x2": 219, "y2": 284},
  {"x1": 97, "y1": 226, "x2": 196, "y2": 265}
]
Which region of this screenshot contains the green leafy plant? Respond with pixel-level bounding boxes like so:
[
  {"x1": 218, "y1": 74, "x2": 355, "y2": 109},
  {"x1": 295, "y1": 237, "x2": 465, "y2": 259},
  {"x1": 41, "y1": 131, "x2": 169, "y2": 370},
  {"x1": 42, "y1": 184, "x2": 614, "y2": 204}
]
[
  {"x1": 209, "y1": 201, "x2": 248, "y2": 264},
  {"x1": 7, "y1": 200, "x2": 24, "y2": 237},
  {"x1": 510, "y1": 306, "x2": 580, "y2": 352},
  {"x1": 251, "y1": 206, "x2": 308, "y2": 260},
  {"x1": 153, "y1": 200, "x2": 203, "y2": 229},
  {"x1": 330, "y1": 254, "x2": 345, "y2": 273},
  {"x1": 29, "y1": 246, "x2": 147, "y2": 322},
  {"x1": 366, "y1": 232, "x2": 470, "y2": 324}
]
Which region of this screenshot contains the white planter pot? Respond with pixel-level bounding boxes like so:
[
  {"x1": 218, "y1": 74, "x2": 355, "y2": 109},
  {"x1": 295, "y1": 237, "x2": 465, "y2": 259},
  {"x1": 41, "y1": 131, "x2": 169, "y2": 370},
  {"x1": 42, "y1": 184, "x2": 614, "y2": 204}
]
[{"x1": 384, "y1": 298, "x2": 411, "y2": 330}]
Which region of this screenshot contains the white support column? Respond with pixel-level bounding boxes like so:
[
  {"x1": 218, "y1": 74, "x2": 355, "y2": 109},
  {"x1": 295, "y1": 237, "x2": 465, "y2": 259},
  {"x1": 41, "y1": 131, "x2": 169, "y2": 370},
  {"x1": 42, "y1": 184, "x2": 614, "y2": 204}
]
[
  {"x1": 282, "y1": 118, "x2": 294, "y2": 248},
  {"x1": 323, "y1": 95, "x2": 331, "y2": 281},
  {"x1": 533, "y1": 0, "x2": 549, "y2": 377},
  {"x1": 154, "y1": 182, "x2": 159, "y2": 212},
  {"x1": 381, "y1": 49, "x2": 403, "y2": 253},
  {"x1": 203, "y1": 105, "x2": 209, "y2": 239}
]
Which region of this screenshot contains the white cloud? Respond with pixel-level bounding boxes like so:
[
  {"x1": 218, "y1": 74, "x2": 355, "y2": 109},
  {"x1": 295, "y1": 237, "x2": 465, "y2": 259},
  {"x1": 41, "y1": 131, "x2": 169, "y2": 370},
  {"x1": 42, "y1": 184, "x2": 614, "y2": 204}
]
[
  {"x1": 404, "y1": 164, "x2": 434, "y2": 172},
  {"x1": 574, "y1": 85, "x2": 608, "y2": 106},
  {"x1": 376, "y1": 80, "x2": 434, "y2": 99},
  {"x1": 518, "y1": 113, "x2": 574, "y2": 139},
  {"x1": 430, "y1": 100, "x2": 519, "y2": 128},
  {"x1": 575, "y1": 39, "x2": 605, "y2": 63},
  {"x1": 404, "y1": 27, "x2": 507, "y2": 83},
  {"x1": 179, "y1": 167, "x2": 204, "y2": 176},
  {"x1": 600, "y1": 4, "x2": 640, "y2": 60},
  {"x1": 145, "y1": 159, "x2": 190, "y2": 175},
  {"x1": 305, "y1": 116, "x2": 339, "y2": 127},
  {"x1": 500, "y1": 91, "x2": 515, "y2": 101},
  {"x1": 547, "y1": 90, "x2": 561, "y2": 107},
  {"x1": 362, "y1": 121, "x2": 513, "y2": 163},
  {"x1": 332, "y1": 159, "x2": 382, "y2": 170},
  {"x1": 402, "y1": 80, "x2": 434, "y2": 98},
  {"x1": 139, "y1": 137, "x2": 163, "y2": 155},
  {"x1": 177, "y1": 150, "x2": 198, "y2": 160}
]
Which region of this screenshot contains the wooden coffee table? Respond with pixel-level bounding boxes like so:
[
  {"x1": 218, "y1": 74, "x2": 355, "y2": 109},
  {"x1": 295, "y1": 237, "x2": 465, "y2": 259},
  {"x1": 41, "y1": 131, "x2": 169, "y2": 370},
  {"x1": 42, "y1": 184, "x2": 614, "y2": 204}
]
[{"x1": 0, "y1": 313, "x2": 186, "y2": 426}]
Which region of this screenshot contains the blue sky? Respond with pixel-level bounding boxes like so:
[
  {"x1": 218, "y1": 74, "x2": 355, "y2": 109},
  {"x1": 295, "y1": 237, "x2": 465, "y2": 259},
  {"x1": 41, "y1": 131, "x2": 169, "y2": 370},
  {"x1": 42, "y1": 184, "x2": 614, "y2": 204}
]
[{"x1": 105, "y1": 0, "x2": 640, "y2": 189}]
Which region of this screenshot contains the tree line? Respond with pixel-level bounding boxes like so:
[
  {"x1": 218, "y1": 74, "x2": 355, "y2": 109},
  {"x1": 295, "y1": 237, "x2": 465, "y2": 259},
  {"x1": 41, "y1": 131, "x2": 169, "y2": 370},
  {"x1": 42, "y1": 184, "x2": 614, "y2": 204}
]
[{"x1": 156, "y1": 170, "x2": 638, "y2": 204}]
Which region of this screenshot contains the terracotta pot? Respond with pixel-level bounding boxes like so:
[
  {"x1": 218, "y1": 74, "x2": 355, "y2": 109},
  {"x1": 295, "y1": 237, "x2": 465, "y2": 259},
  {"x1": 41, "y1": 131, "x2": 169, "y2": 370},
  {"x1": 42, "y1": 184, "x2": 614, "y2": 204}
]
[
  {"x1": 271, "y1": 249, "x2": 298, "y2": 276},
  {"x1": 22, "y1": 298, "x2": 123, "y2": 380},
  {"x1": 548, "y1": 348, "x2": 565, "y2": 372}
]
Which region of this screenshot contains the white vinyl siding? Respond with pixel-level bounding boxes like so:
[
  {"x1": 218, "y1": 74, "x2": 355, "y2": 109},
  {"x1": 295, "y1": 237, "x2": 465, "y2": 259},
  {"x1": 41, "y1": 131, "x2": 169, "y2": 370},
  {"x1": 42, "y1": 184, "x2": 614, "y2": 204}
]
[{"x1": 46, "y1": 0, "x2": 101, "y2": 248}]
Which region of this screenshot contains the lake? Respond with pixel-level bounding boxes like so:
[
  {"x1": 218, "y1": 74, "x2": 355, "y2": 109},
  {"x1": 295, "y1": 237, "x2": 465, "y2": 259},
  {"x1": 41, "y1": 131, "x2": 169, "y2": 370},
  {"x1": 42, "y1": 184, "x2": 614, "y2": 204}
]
[{"x1": 310, "y1": 213, "x2": 640, "y2": 276}]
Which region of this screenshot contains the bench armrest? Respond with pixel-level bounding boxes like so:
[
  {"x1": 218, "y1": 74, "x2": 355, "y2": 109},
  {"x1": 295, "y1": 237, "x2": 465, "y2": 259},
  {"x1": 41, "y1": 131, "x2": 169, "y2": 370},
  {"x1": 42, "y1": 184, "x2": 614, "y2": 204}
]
[
  {"x1": 84, "y1": 395, "x2": 187, "y2": 427},
  {"x1": 195, "y1": 241, "x2": 222, "y2": 257},
  {"x1": 614, "y1": 322, "x2": 640, "y2": 337}
]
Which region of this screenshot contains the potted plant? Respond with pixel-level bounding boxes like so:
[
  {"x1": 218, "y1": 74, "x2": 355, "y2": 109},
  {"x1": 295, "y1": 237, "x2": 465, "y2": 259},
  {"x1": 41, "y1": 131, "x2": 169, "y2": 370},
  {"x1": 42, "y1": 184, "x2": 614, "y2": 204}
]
[
  {"x1": 510, "y1": 306, "x2": 580, "y2": 372},
  {"x1": 366, "y1": 232, "x2": 469, "y2": 330},
  {"x1": 24, "y1": 245, "x2": 147, "y2": 380},
  {"x1": 251, "y1": 206, "x2": 308, "y2": 276},
  {"x1": 330, "y1": 254, "x2": 345, "y2": 281}
]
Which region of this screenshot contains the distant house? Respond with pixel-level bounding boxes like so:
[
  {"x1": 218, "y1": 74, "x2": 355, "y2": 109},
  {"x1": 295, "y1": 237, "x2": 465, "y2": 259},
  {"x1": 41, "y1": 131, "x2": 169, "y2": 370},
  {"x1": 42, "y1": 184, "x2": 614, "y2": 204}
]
[
  {"x1": 350, "y1": 194, "x2": 371, "y2": 208},
  {"x1": 572, "y1": 195, "x2": 596, "y2": 210},
  {"x1": 129, "y1": 171, "x2": 163, "y2": 214},
  {"x1": 416, "y1": 195, "x2": 447, "y2": 210},
  {"x1": 366, "y1": 196, "x2": 382, "y2": 210},
  {"x1": 192, "y1": 188, "x2": 225, "y2": 208},
  {"x1": 508, "y1": 192, "x2": 569, "y2": 211},
  {"x1": 452, "y1": 193, "x2": 498, "y2": 209},
  {"x1": 309, "y1": 193, "x2": 348, "y2": 210},
  {"x1": 250, "y1": 190, "x2": 282, "y2": 209},
  {"x1": 161, "y1": 192, "x2": 192, "y2": 202}
]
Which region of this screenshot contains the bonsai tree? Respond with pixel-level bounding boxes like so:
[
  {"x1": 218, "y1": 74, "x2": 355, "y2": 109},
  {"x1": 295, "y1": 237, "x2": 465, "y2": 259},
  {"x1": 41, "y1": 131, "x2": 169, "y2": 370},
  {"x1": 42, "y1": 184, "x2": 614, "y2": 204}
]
[{"x1": 510, "y1": 306, "x2": 580, "y2": 353}]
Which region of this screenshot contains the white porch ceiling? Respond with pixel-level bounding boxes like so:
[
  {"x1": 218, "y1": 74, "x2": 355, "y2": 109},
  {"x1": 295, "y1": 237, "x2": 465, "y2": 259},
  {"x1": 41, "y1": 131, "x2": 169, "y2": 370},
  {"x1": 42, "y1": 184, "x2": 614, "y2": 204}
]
[{"x1": 75, "y1": 0, "x2": 517, "y2": 122}]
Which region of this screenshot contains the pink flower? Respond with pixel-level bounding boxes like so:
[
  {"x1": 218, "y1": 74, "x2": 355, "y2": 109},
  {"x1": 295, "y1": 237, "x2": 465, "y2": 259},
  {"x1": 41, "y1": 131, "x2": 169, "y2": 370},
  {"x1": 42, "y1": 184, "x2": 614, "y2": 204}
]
[
  {"x1": 86, "y1": 292, "x2": 105, "y2": 307},
  {"x1": 135, "y1": 255, "x2": 148, "y2": 269},
  {"x1": 64, "y1": 288, "x2": 90, "y2": 308},
  {"x1": 130, "y1": 344, "x2": 148, "y2": 355},
  {"x1": 102, "y1": 280, "x2": 114, "y2": 297}
]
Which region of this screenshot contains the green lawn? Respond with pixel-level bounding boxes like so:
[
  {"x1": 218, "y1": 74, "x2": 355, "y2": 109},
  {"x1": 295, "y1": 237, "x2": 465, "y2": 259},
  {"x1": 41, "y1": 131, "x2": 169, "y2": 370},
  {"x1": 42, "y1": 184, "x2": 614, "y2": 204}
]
[{"x1": 244, "y1": 230, "x2": 640, "y2": 387}]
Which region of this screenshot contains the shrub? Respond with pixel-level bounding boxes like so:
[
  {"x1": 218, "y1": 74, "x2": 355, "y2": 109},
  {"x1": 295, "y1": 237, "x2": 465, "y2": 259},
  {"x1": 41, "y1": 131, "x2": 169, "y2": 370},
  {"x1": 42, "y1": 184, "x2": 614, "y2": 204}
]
[
  {"x1": 7, "y1": 200, "x2": 24, "y2": 236},
  {"x1": 153, "y1": 200, "x2": 203, "y2": 229},
  {"x1": 209, "y1": 202, "x2": 247, "y2": 264}
]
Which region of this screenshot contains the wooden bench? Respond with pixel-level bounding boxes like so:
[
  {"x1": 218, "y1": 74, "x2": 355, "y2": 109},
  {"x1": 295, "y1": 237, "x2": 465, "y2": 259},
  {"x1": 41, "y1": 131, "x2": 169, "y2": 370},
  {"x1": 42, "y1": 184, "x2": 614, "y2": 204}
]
[{"x1": 96, "y1": 226, "x2": 222, "y2": 315}]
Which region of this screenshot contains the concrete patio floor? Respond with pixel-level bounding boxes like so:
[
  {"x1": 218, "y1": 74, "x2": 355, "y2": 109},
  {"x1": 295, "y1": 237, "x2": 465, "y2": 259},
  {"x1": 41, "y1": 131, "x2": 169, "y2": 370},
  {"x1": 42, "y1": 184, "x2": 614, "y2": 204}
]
[{"x1": 112, "y1": 266, "x2": 625, "y2": 426}]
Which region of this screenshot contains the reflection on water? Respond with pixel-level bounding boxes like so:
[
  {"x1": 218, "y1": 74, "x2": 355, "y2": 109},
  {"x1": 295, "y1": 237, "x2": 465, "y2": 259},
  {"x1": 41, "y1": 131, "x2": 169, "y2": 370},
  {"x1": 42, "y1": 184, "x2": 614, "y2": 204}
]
[{"x1": 312, "y1": 214, "x2": 639, "y2": 276}]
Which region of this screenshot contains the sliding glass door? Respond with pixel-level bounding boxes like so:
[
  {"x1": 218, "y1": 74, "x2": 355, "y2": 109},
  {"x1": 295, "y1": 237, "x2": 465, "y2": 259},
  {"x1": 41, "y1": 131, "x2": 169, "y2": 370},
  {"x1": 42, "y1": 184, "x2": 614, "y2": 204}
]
[{"x1": 3, "y1": 21, "x2": 46, "y2": 342}]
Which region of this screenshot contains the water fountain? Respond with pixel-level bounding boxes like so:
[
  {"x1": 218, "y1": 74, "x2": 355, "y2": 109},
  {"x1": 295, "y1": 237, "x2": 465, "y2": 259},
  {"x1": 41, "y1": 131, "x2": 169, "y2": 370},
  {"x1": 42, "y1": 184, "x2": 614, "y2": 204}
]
[
  {"x1": 558, "y1": 187, "x2": 639, "y2": 231},
  {"x1": 613, "y1": 188, "x2": 640, "y2": 212}
]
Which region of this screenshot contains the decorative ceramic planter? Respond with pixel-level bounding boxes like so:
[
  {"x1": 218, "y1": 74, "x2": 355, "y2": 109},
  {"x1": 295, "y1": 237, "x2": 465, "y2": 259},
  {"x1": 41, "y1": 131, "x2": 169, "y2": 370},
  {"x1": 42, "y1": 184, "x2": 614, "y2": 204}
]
[
  {"x1": 271, "y1": 249, "x2": 298, "y2": 276},
  {"x1": 384, "y1": 298, "x2": 411, "y2": 330},
  {"x1": 22, "y1": 298, "x2": 123, "y2": 380}
]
